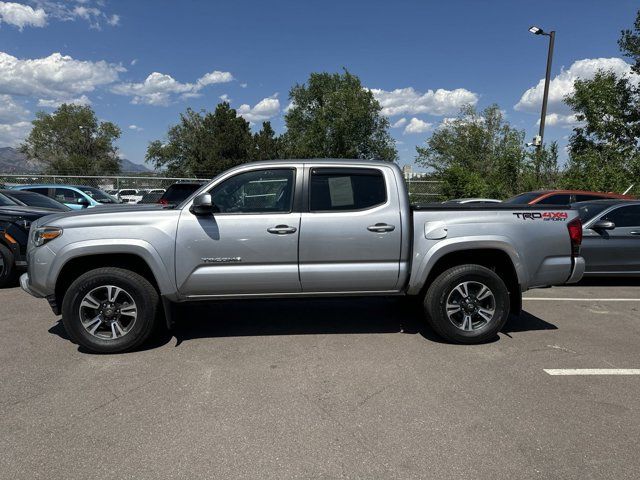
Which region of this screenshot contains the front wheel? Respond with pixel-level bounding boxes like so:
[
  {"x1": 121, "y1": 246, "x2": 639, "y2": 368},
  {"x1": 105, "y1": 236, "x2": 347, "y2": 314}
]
[
  {"x1": 61, "y1": 267, "x2": 160, "y2": 353},
  {"x1": 424, "y1": 264, "x2": 510, "y2": 344}
]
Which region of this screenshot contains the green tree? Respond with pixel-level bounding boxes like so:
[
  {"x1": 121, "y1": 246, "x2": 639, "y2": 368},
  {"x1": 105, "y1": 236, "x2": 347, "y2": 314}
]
[
  {"x1": 562, "y1": 65, "x2": 640, "y2": 193},
  {"x1": 252, "y1": 121, "x2": 281, "y2": 160},
  {"x1": 146, "y1": 102, "x2": 253, "y2": 177},
  {"x1": 619, "y1": 9, "x2": 640, "y2": 74},
  {"x1": 20, "y1": 104, "x2": 121, "y2": 175},
  {"x1": 415, "y1": 105, "x2": 526, "y2": 198},
  {"x1": 283, "y1": 70, "x2": 397, "y2": 161},
  {"x1": 521, "y1": 142, "x2": 560, "y2": 192}
]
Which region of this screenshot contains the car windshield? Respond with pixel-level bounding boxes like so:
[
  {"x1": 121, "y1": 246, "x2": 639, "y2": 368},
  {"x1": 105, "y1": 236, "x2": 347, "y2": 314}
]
[
  {"x1": 8, "y1": 191, "x2": 71, "y2": 211},
  {"x1": 0, "y1": 192, "x2": 19, "y2": 207},
  {"x1": 504, "y1": 192, "x2": 544, "y2": 204},
  {"x1": 574, "y1": 203, "x2": 612, "y2": 223},
  {"x1": 79, "y1": 187, "x2": 118, "y2": 203}
]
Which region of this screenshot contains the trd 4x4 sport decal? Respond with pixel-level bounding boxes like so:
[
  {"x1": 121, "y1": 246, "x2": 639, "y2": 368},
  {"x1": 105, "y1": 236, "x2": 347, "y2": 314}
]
[{"x1": 512, "y1": 212, "x2": 568, "y2": 221}]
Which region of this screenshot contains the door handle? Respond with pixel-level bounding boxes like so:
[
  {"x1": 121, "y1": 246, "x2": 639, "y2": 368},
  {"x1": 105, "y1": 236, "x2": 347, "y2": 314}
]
[
  {"x1": 367, "y1": 223, "x2": 395, "y2": 233},
  {"x1": 630, "y1": 231, "x2": 640, "y2": 236},
  {"x1": 267, "y1": 225, "x2": 297, "y2": 235}
]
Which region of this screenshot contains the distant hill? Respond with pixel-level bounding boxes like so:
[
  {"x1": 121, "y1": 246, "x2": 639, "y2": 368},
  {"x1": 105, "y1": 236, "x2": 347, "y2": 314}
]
[{"x1": 0, "y1": 147, "x2": 151, "y2": 174}]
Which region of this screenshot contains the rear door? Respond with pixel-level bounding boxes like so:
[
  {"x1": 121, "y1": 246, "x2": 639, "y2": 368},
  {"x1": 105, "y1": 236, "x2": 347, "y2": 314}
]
[
  {"x1": 583, "y1": 205, "x2": 640, "y2": 273},
  {"x1": 298, "y1": 165, "x2": 402, "y2": 292}
]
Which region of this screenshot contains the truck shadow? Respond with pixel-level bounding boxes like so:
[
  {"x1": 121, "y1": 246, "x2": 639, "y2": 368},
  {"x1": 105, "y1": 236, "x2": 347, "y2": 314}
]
[{"x1": 49, "y1": 298, "x2": 557, "y2": 353}]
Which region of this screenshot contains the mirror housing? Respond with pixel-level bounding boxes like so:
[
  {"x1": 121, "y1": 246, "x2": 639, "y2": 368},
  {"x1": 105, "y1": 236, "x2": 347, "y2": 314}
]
[
  {"x1": 77, "y1": 197, "x2": 90, "y2": 207},
  {"x1": 592, "y1": 219, "x2": 615, "y2": 230},
  {"x1": 190, "y1": 193, "x2": 214, "y2": 216}
]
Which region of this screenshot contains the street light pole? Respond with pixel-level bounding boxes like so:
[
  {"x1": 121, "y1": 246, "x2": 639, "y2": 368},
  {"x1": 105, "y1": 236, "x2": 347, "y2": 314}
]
[{"x1": 529, "y1": 26, "x2": 555, "y2": 151}]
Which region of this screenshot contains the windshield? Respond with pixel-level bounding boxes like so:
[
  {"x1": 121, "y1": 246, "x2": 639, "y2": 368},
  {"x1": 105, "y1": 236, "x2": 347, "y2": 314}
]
[
  {"x1": 503, "y1": 192, "x2": 543, "y2": 204},
  {"x1": 575, "y1": 203, "x2": 611, "y2": 223},
  {"x1": 79, "y1": 187, "x2": 118, "y2": 204},
  {"x1": 0, "y1": 192, "x2": 19, "y2": 207},
  {"x1": 9, "y1": 191, "x2": 71, "y2": 211}
]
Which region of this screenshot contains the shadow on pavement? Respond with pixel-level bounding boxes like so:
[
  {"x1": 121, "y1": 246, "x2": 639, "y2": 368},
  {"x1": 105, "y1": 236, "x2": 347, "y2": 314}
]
[{"x1": 48, "y1": 298, "x2": 559, "y2": 352}]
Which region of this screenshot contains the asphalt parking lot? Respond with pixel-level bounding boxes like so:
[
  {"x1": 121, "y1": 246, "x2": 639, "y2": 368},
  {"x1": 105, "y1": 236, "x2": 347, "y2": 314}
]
[{"x1": 1, "y1": 280, "x2": 639, "y2": 480}]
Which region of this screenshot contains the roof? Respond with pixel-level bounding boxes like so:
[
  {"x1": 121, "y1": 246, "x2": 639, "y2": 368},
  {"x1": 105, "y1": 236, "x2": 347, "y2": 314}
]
[{"x1": 571, "y1": 199, "x2": 640, "y2": 206}]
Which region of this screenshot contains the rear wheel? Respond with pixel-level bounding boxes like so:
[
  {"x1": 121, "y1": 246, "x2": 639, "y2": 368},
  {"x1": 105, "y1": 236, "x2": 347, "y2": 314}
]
[
  {"x1": 424, "y1": 264, "x2": 510, "y2": 344},
  {"x1": 61, "y1": 267, "x2": 159, "y2": 353},
  {"x1": 0, "y1": 243, "x2": 15, "y2": 288}
]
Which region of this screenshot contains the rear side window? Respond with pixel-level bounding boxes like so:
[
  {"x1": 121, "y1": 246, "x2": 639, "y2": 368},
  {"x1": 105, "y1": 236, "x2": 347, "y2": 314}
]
[
  {"x1": 162, "y1": 184, "x2": 202, "y2": 203},
  {"x1": 54, "y1": 188, "x2": 82, "y2": 203},
  {"x1": 575, "y1": 194, "x2": 605, "y2": 202},
  {"x1": 309, "y1": 168, "x2": 386, "y2": 211},
  {"x1": 537, "y1": 194, "x2": 571, "y2": 205},
  {"x1": 120, "y1": 190, "x2": 137, "y2": 196},
  {"x1": 25, "y1": 187, "x2": 50, "y2": 197},
  {"x1": 602, "y1": 205, "x2": 640, "y2": 228}
]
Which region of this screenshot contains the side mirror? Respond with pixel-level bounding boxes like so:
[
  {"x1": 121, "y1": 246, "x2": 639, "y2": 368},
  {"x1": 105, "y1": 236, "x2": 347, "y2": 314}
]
[
  {"x1": 190, "y1": 193, "x2": 214, "y2": 216},
  {"x1": 592, "y1": 219, "x2": 615, "y2": 230},
  {"x1": 77, "y1": 197, "x2": 90, "y2": 207}
]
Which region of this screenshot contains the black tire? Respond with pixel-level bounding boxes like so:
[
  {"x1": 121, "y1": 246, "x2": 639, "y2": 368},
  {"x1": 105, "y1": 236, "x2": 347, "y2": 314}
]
[
  {"x1": 424, "y1": 264, "x2": 510, "y2": 344},
  {"x1": 61, "y1": 267, "x2": 159, "y2": 353},
  {"x1": 0, "y1": 243, "x2": 15, "y2": 288}
]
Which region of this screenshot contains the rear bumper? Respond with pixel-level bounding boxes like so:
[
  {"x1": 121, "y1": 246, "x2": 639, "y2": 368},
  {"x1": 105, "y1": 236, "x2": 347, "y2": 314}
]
[{"x1": 566, "y1": 256, "x2": 586, "y2": 284}]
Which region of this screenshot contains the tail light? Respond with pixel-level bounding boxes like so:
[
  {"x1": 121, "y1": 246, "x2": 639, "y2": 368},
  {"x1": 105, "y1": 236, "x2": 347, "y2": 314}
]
[
  {"x1": 567, "y1": 217, "x2": 582, "y2": 256},
  {"x1": 158, "y1": 198, "x2": 168, "y2": 205}
]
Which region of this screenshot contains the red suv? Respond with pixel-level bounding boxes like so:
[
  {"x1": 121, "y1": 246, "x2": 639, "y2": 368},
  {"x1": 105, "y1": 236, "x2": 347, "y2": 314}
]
[{"x1": 504, "y1": 190, "x2": 635, "y2": 205}]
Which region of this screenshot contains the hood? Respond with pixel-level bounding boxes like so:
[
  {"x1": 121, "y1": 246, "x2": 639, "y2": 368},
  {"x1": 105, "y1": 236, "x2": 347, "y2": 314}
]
[
  {"x1": 33, "y1": 203, "x2": 173, "y2": 226},
  {"x1": 0, "y1": 205, "x2": 60, "y2": 222}
]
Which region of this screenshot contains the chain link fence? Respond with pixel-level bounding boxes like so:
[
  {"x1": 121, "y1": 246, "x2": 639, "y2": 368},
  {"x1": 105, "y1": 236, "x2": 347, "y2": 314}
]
[
  {"x1": 0, "y1": 173, "x2": 210, "y2": 192},
  {"x1": 404, "y1": 178, "x2": 444, "y2": 203}
]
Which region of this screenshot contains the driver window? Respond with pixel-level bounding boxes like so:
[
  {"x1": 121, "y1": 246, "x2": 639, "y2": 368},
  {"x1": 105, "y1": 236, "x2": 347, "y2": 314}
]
[{"x1": 209, "y1": 168, "x2": 295, "y2": 214}]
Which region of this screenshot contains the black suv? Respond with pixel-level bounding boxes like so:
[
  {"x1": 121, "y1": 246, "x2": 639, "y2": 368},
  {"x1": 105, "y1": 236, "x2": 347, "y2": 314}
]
[{"x1": 0, "y1": 198, "x2": 59, "y2": 287}]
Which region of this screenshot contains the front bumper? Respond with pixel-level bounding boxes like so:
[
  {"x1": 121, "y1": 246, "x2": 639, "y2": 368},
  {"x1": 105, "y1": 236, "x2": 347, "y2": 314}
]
[
  {"x1": 20, "y1": 273, "x2": 43, "y2": 298},
  {"x1": 566, "y1": 256, "x2": 586, "y2": 284}
]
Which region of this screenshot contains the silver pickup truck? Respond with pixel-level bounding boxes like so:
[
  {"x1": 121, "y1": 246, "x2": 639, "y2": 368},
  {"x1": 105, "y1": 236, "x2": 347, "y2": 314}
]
[{"x1": 20, "y1": 160, "x2": 585, "y2": 353}]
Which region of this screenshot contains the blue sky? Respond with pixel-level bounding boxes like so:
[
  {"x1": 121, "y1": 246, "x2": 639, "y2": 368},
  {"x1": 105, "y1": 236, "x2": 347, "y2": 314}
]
[{"x1": 1, "y1": 0, "x2": 638, "y2": 170}]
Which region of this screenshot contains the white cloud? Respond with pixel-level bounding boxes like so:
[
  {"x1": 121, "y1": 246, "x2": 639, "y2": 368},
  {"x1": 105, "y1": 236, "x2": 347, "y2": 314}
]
[
  {"x1": 112, "y1": 69, "x2": 234, "y2": 106},
  {"x1": 515, "y1": 57, "x2": 638, "y2": 124},
  {"x1": 237, "y1": 95, "x2": 280, "y2": 123},
  {"x1": 240, "y1": 83, "x2": 248, "y2": 88},
  {"x1": 283, "y1": 101, "x2": 294, "y2": 114},
  {"x1": 0, "y1": 120, "x2": 31, "y2": 147},
  {"x1": 536, "y1": 113, "x2": 580, "y2": 128},
  {"x1": 403, "y1": 118, "x2": 432, "y2": 135},
  {"x1": 130, "y1": 58, "x2": 138, "y2": 66},
  {"x1": 0, "y1": 1, "x2": 46, "y2": 29},
  {"x1": 371, "y1": 87, "x2": 479, "y2": 117},
  {"x1": 128, "y1": 124, "x2": 143, "y2": 131},
  {"x1": 0, "y1": 51, "x2": 124, "y2": 100},
  {"x1": 391, "y1": 117, "x2": 407, "y2": 128},
  {"x1": 37, "y1": 94, "x2": 91, "y2": 107},
  {"x1": 219, "y1": 93, "x2": 231, "y2": 102},
  {"x1": 0, "y1": 94, "x2": 29, "y2": 123},
  {"x1": 31, "y1": 1, "x2": 120, "y2": 29}
]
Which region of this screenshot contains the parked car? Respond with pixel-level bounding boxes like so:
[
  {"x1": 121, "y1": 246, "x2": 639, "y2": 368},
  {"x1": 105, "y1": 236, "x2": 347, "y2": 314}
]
[
  {"x1": 0, "y1": 203, "x2": 61, "y2": 287},
  {"x1": 113, "y1": 189, "x2": 144, "y2": 204},
  {"x1": 0, "y1": 189, "x2": 70, "y2": 212},
  {"x1": 138, "y1": 191, "x2": 164, "y2": 204},
  {"x1": 157, "y1": 181, "x2": 205, "y2": 205},
  {"x1": 12, "y1": 185, "x2": 119, "y2": 210},
  {"x1": 21, "y1": 160, "x2": 585, "y2": 353},
  {"x1": 443, "y1": 198, "x2": 502, "y2": 204},
  {"x1": 505, "y1": 189, "x2": 634, "y2": 205},
  {"x1": 572, "y1": 199, "x2": 640, "y2": 276}
]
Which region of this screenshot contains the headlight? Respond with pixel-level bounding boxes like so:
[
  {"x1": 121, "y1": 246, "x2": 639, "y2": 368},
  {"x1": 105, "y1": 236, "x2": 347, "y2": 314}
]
[{"x1": 33, "y1": 226, "x2": 63, "y2": 247}]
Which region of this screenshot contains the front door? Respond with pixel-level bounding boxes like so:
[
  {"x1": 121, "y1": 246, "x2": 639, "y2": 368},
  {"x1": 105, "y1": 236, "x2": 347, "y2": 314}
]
[
  {"x1": 582, "y1": 205, "x2": 640, "y2": 274},
  {"x1": 175, "y1": 167, "x2": 302, "y2": 296},
  {"x1": 298, "y1": 166, "x2": 402, "y2": 292}
]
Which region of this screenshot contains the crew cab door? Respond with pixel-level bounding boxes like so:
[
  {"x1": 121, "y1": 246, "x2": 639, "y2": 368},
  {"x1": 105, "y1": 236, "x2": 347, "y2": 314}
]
[
  {"x1": 175, "y1": 167, "x2": 302, "y2": 296},
  {"x1": 583, "y1": 205, "x2": 640, "y2": 274},
  {"x1": 298, "y1": 166, "x2": 402, "y2": 292}
]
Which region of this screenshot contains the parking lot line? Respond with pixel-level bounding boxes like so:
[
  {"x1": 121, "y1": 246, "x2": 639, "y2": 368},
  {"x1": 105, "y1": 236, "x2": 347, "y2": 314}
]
[
  {"x1": 544, "y1": 369, "x2": 640, "y2": 375},
  {"x1": 524, "y1": 298, "x2": 640, "y2": 302}
]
